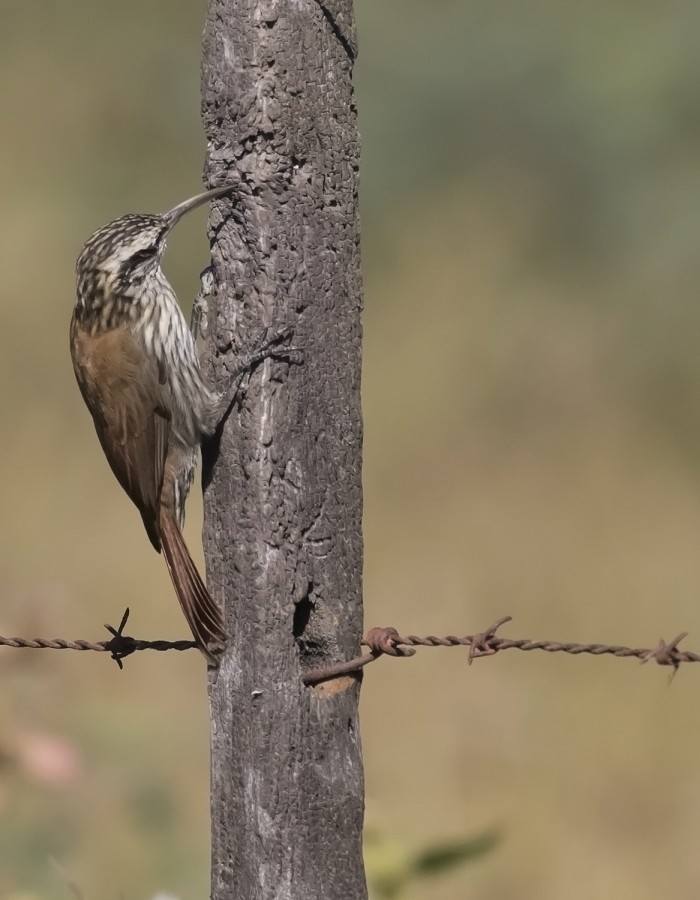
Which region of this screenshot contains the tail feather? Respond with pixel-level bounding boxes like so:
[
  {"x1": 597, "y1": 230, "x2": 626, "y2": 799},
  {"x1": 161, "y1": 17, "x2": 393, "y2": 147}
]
[{"x1": 159, "y1": 512, "x2": 226, "y2": 661}]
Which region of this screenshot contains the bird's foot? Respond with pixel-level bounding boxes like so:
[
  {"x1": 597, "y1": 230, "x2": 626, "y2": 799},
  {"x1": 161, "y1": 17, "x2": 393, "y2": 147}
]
[{"x1": 212, "y1": 327, "x2": 302, "y2": 430}]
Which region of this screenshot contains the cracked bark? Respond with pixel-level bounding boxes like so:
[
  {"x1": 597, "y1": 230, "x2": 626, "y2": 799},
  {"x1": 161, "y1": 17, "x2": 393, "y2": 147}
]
[{"x1": 200, "y1": 1, "x2": 365, "y2": 898}]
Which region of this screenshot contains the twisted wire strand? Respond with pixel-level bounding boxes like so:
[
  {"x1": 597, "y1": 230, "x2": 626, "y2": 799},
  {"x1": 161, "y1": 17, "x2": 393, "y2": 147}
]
[
  {"x1": 0, "y1": 636, "x2": 195, "y2": 653},
  {"x1": 0, "y1": 610, "x2": 693, "y2": 681},
  {"x1": 301, "y1": 618, "x2": 695, "y2": 684}
]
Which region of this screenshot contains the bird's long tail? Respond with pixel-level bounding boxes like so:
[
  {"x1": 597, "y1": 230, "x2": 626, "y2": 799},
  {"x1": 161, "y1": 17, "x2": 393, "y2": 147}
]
[{"x1": 159, "y1": 511, "x2": 226, "y2": 662}]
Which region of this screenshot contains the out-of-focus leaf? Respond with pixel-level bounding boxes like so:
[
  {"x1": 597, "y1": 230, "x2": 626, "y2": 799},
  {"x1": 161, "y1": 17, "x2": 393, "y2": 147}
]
[
  {"x1": 366, "y1": 828, "x2": 500, "y2": 898},
  {"x1": 410, "y1": 830, "x2": 501, "y2": 877}
]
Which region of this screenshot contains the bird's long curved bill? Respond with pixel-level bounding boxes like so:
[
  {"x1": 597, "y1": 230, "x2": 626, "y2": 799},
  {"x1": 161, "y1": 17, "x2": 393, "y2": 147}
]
[{"x1": 162, "y1": 183, "x2": 237, "y2": 229}]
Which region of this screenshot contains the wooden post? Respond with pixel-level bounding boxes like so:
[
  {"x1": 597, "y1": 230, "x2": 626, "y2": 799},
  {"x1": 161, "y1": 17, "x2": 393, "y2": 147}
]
[{"x1": 201, "y1": 1, "x2": 366, "y2": 897}]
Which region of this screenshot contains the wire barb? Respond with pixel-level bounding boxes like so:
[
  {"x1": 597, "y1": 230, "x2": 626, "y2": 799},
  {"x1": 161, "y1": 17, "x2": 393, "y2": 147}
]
[
  {"x1": 466, "y1": 615, "x2": 513, "y2": 664},
  {"x1": 104, "y1": 607, "x2": 137, "y2": 669},
  {"x1": 639, "y1": 631, "x2": 688, "y2": 683}
]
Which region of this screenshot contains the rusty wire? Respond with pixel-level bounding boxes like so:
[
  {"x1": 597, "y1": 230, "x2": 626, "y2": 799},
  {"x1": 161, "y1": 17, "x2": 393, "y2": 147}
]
[
  {"x1": 300, "y1": 616, "x2": 697, "y2": 684},
  {"x1": 0, "y1": 610, "x2": 695, "y2": 682}
]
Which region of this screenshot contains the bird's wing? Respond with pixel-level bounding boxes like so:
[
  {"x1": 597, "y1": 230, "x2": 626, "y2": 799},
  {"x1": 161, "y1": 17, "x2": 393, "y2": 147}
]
[{"x1": 70, "y1": 321, "x2": 169, "y2": 550}]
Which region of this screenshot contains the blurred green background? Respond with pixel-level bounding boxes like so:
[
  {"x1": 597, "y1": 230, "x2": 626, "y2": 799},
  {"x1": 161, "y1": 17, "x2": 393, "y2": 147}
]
[{"x1": 2, "y1": 0, "x2": 700, "y2": 897}]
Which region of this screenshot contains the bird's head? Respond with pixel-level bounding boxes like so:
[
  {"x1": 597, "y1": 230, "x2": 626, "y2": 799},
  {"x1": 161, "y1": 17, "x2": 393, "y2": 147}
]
[{"x1": 75, "y1": 184, "x2": 236, "y2": 306}]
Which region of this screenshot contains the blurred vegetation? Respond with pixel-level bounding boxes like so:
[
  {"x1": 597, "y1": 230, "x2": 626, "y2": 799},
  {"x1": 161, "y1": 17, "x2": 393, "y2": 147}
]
[
  {"x1": 365, "y1": 828, "x2": 500, "y2": 899},
  {"x1": 2, "y1": 0, "x2": 700, "y2": 897}
]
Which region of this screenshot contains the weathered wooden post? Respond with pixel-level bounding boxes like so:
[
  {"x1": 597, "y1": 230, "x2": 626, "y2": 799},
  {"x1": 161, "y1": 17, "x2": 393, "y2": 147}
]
[{"x1": 201, "y1": 2, "x2": 366, "y2": 897}]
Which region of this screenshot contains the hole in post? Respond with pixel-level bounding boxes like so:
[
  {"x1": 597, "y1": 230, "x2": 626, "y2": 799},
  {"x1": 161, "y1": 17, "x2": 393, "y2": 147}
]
[{"x1": 293, "y1": 593, "x2": 313, "y2": 639}]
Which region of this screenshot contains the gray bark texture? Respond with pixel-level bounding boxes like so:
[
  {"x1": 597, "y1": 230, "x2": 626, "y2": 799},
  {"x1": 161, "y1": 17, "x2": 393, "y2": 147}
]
[{"x1": 200, "y1": 2, "x2": 365, "y2": 899}]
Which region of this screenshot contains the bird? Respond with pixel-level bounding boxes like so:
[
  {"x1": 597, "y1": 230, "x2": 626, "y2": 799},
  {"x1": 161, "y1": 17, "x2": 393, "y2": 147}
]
[{"x1": 70, "y1": 184, "x2": 237, "y2": 662}]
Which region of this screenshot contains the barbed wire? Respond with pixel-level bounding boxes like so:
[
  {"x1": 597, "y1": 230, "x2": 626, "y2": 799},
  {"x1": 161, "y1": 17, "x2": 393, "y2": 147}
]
[
  {"x1": 0, "y1": 609, "x2": 196, "y2": 669},
  {"x1": 0, "y1": 610, "x2": 695, "y2": 681},
  {"x1": 301, "y1": 617, "x2": 695, "y2": 683}
]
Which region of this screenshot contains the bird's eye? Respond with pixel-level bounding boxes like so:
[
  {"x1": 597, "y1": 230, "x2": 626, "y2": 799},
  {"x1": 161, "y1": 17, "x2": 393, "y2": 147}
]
[{"x1": 131, "y1": 248, "x2": 154, "y2": 264}]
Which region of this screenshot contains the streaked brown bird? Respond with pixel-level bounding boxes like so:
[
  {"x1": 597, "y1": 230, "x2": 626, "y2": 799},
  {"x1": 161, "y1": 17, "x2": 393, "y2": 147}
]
[{"x1": 70, "y1": 185, "x2": 235, "y2": 661}]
